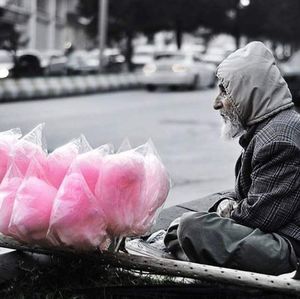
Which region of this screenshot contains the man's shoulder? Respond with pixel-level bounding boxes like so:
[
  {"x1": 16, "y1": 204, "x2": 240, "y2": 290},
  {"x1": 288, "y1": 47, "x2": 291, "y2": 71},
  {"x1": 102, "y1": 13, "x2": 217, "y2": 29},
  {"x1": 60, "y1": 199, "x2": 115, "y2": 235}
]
[{"x1": 254, "y1": 109, "x2": 300, "y2": 145}]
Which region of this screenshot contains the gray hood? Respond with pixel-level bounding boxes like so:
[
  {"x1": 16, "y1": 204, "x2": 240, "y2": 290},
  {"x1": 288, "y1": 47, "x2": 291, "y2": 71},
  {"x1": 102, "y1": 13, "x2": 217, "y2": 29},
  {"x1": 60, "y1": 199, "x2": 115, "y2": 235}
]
[{"x1": 216, "y1": 41, "x2": 293, "y2": 127}]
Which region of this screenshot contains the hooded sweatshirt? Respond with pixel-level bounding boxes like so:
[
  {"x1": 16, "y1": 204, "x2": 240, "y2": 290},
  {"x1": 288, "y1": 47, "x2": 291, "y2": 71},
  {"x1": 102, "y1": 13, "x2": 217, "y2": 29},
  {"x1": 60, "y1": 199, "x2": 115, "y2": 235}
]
[{"x1": 216, "y1": 41, "x2": 294, "y2": 127}]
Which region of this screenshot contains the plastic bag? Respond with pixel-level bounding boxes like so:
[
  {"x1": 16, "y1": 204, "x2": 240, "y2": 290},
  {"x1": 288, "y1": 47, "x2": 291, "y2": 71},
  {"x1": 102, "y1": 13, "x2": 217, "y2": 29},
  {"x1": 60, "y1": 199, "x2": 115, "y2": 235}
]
[
  {"x1": 0, "y1": 163, "x2": 23, "y2": 236},
  {"x1": 47, "y1": 170, "x2": 107, "y2": 250},
  {"x1": 0, "y1": 128, "x2": 22, "y2": 183},
  {"x1": 95, "y1": 141, "x2": 170, "y2": 237},
  {"x1": 11, "y1": 124, "x2": 47, "y2": 176},
  {"x1": 47, "y1": 135, "x2": 92, "y2": 189},
  {"x1": 134, "y1": 141, "x2": 170, "y2": 234},
  {"x1": 95, "y1": 149, "x2": 146, "y2": 236},
  {"x1": 117, "y1": 138, "x2": 131, "y2": 153},
  {"x1": 71, "y1": 144, "x2": 113, "y2": 194},
  {"x1": 9, "y1": 158, "x2": 57, "y2": 245}
]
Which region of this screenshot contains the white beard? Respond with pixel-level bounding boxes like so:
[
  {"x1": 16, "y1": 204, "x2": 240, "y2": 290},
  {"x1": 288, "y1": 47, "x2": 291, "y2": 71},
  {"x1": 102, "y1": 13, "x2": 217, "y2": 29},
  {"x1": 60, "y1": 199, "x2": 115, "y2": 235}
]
[
  {"x1": 221, "y1": 120, "x2": 244, "y2": 140},
  {"x1": 220, "y1": 104, "x2": 245, "y2": 141}
]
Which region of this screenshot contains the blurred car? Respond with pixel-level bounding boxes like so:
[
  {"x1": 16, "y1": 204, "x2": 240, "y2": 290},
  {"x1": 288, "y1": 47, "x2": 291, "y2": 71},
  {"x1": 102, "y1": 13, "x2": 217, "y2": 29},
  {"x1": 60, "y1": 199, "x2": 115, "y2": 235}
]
[
  {"x1": 41, "y1": 50, "x2": 68, "y2": 76},
  {"x1": 89, "y1": 48, "x2": 125, "y2": 72},
  {"x1": 182, "y1": 44, "x2": 206, "y2": 57},
  {"x1": 201, "y1": 48, "x2": 232, "y2": 65},
  {"x1": 0, "y1": 50, "x2": 14, "y2": 79},
  {"x1": 132, "y1": 45, "x2": 156, "y2": 71},
  {"x1": 280, "y1": 51, "x2": 300, "y2": 106},
  {"x1": 14, "y1": 49, "x2": 43, "y2": 77},
  {"x1": 67, "y1": 50, "x2": 99, "y2": 74},
  {"x1": 142, "y1": 51, "x2": 216, "y2": 91},
  {"x1": 104, "y1": 48, "x2": 125, "y2": 72}
]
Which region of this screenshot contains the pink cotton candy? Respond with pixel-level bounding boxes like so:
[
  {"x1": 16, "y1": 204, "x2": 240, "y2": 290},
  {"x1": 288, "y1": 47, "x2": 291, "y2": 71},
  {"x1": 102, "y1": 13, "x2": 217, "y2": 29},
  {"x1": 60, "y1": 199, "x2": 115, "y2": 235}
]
[
  {"x1": 95, "y1": 151, "x2": 145, "y2": 236},
  {"x1": 46, "y1": 135, "x2": 92, "y2": 189},
  {"x1": 9, "y1": 176, "x2": 57, "y2": 244},
  {"x1": 11, "y1": 124, "x2": 47, "y2": 176},
  {"x1": 47, "y1": 143, "x2": 80, "y2": 189},
  {"x1": 48, "y1": 172, "x2": 107, "y2": 250},
  {"x1": 0, "y1": 131, "x2": 21, "y2": 183},
  {"x1": 12, "y1": 140, "x2": 47, "y2": 176},
  {"x1": 72, "y1": 147, "x2": 109, "y2": 194},
  {"x1": 134, "y1": 153, "x2": 170, "y2": 234},
  {"x1": 76, "y1": 157, "x2": 101, "y2": 194},
  {"x1": 0, "y1": 143, "x2": 11, "y2": 182},
  {"x1": 0, "y1": 177, "x2": 23, "y2": 236}
]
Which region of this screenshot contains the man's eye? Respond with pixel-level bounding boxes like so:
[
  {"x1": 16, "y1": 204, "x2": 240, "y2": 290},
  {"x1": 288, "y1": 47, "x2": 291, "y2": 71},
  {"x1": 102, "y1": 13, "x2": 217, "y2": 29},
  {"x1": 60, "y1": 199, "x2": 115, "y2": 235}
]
[
  {"x1": 220, "y1": 90, "x2": 226, "y2": 97},
  {"x1": 219, "y1": 85, "x2": 226, "y2": 93}
]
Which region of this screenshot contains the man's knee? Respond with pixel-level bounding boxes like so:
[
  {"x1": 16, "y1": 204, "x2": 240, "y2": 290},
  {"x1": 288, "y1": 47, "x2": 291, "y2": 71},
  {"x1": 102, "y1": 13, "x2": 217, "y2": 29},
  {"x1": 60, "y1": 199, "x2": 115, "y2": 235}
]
[
  {"x1": 177, "y1": 212, "x2": 214, "y2": 262},
  {"x1": 178, "y1": 211, "x2": 214, "y2": 241}
]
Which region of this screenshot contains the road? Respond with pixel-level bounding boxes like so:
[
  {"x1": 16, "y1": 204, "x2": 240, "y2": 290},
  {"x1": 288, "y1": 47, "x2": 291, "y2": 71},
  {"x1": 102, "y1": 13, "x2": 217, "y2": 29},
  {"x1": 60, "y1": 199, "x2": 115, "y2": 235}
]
[{"x1": 0, "y1": 89, "x2": 241, "y2": 208}]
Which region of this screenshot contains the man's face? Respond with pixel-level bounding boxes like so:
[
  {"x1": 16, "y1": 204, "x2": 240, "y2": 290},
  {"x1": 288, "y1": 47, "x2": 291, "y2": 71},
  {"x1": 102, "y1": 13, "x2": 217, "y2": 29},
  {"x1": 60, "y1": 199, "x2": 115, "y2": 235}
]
[
  {"x1": 214, "y1": 83, "x2": 244, "y2": 140},
  {"x1": 214, "y1": 83, "x2": 227, "y2": 111}
]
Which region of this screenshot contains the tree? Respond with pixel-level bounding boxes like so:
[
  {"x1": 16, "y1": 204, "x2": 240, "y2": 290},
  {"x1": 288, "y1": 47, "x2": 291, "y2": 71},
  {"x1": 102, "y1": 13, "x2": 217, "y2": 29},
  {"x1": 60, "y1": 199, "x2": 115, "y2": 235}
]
[
  {"x1": 78, "y1": 0, "x2": 168, "y2": 70},
  {"x1": 78, "y1": 0, "x2": 237, "y2": 67},
  {"x1": 78, "y1": 0, "x2": 300, "y2": 69},
  {"x1": 0, "y1": 22, "x2": 21, "y2": 51},
  {"x1": 232, "y1": 0, "x2": 300, "y2": 50}
]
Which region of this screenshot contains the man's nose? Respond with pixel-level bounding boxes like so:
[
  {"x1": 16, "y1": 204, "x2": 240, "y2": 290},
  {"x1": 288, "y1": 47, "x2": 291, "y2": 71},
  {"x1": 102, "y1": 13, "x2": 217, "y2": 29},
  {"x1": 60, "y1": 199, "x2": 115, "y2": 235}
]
[{"x1": 214, "y1": 97, "x2": 224, "y2": 110}]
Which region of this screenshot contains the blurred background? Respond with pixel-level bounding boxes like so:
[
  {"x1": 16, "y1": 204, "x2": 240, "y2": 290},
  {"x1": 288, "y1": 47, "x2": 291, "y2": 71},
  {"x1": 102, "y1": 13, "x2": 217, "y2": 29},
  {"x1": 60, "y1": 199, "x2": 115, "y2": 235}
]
[{"x1": 0, "y1": 0, "x2": 299, "y2": 208}]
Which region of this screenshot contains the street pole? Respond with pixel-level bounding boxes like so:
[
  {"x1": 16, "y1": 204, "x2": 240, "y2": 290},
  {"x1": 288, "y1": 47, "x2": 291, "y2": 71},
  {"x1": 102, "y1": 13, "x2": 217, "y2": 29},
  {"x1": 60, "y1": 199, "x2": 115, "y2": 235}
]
[
  {"x1": 28, "y1": 0, "x2": 37, "y2": 49},
  {"x1": 48, "y1": 0, "x2": 56, "y2": 49},
  {"x1": 98, "y1": 0, "x2": 108, "y2": 72}
]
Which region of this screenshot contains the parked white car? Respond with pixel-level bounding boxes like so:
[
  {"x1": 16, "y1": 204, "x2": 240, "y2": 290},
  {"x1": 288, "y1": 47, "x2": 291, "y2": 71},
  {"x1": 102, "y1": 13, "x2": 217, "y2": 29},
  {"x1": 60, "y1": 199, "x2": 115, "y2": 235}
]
[
  {"x1": 201, "y1": 48, "x2": 232, "y2": 65},
  {"x1": 89, "y1": 48, "x2": 125, "y2": 72},
  {"x1": 41, "y1": 50, "x2": 68, "y2": 76},
  {"x1": 0, "y1": 50, "x2": 14, "y2": 79},
  {"x1": 132, "y1": 45, "x2": 156, "y2": 71},
  {"x1": 67, "y1": 50, "x2": 99, "y2": 74},
  {"x1": 142, "y1": 52, "x2": 216, "y2": 91}
]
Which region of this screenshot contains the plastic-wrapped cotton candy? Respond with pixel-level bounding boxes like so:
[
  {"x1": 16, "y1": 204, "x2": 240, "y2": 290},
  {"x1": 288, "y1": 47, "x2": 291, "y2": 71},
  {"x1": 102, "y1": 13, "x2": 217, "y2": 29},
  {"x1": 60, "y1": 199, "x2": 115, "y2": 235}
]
[
  {"x1": 9, "y1": 159, "x2": 57, "y2": 245},
  {"x1": 47, "y1": 171, "x2": 107, "y2": 250},
  {"x1": 95, "y1": 150, "x2": 146, "y2": 236},
  {"x1": 0, "y1": 128, "x2": 22, "y2": 183},
  {"x1": 134, "y1": 147, "x2": 170, "y2": 234},
  {"x1": 47, "y1": 135, "x2": 92, "y2": 189},
  {"x1": 11, "y1": 124, "x2": 47, "y2": 176},
  {"x1": 72, "y1": 144, "x2": 113, "y2": 194},
  {"x1": 0, "y1": 164, "x2": 23, "y2": 236},
  {"x1": 95, "y1": 141, "x2": 170, "y2": 237}
]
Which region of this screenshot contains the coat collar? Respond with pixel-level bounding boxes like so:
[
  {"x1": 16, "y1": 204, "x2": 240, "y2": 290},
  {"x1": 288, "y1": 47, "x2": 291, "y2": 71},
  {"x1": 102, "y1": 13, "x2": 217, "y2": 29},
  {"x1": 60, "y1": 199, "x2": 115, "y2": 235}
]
[
  {"x1": 239, "y1": 125, "x2": 258, "y2": 148},
  {"x1": 238, "y1": 116, "x2": 273, "y2": 149}
]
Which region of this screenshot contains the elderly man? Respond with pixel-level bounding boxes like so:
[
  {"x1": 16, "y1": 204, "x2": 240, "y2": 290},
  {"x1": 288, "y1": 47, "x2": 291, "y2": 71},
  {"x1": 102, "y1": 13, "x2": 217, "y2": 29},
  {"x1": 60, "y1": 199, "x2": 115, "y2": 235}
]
[{"x1": 164, "y1": 41, "x2": 300, "y2": 275}]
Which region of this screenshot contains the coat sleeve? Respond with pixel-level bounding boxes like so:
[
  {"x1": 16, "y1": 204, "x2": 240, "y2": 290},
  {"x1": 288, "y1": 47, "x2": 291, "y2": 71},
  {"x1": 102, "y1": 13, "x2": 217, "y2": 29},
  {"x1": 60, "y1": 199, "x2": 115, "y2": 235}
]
[
  {"x1": 208, "y1": 190, "x2": 237, "y2": 213},
  {"x1": 231, "y1": 141, "x2": 300, "y2": 232}
]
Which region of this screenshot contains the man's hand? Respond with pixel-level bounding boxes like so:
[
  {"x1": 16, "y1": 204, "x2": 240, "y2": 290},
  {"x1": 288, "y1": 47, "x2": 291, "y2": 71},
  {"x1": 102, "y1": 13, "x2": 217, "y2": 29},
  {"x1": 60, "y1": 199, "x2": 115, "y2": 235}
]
[{"x1": 216, "y1": 199, "x2": 238, "y2": 218}]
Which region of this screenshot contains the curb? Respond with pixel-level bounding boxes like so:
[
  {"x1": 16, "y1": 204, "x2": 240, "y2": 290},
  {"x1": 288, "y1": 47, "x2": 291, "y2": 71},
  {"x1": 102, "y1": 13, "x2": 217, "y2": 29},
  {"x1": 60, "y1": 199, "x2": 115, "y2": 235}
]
[{"x1": 0, "y1": 73, "x2": 143, "y2": 102}]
